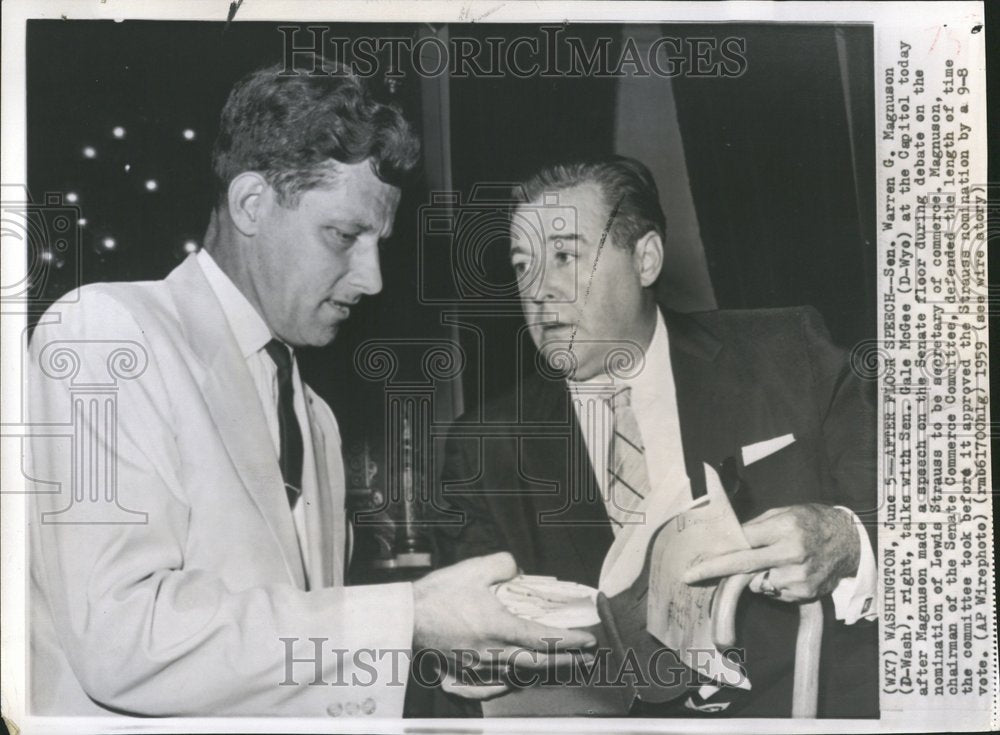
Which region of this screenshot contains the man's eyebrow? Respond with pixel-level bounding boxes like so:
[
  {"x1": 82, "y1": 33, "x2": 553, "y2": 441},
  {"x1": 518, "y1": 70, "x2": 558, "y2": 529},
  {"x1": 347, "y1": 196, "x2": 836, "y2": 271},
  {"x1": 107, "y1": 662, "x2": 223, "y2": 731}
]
[
  {"x1": 324, "y1": 215, "x2": 378, "y2": 230},
  {"x1": 324, "y1": 217, "x2": 394, "y2": 239}
]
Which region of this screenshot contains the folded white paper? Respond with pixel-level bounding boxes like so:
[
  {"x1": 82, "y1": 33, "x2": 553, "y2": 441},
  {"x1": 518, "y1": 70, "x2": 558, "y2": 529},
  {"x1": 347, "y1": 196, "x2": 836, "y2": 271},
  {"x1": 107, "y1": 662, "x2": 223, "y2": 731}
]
[{"x1": 645, "y1": 463, "x2": 752, "y2": 689}]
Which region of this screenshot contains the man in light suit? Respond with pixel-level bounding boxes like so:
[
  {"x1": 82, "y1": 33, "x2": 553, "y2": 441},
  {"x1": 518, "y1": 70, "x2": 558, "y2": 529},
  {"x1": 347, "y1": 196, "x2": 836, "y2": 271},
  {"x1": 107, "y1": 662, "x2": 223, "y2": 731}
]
[
  {"x1": 27, "y1": 60, "x2": 594, "y2": 718},
  {"x1": 435, "y1": 156, "x2": 879, "y2": 717}
]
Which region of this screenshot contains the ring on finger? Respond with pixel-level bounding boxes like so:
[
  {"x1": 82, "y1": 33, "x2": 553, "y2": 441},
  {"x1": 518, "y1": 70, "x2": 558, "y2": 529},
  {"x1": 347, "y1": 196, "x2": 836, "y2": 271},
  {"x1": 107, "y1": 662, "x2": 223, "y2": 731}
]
[{"x1": 760, "y1": 569, "x2": 781, "y2": 598}]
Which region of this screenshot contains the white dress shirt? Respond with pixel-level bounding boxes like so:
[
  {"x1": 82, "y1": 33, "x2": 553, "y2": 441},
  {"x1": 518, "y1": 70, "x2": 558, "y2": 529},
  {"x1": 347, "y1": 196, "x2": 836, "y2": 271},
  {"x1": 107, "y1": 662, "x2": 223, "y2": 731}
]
[
  {"x1": 568, "y1": 309, "x2": 877, "y2": 623},
  {"x1": 197, "y1": 249, "x2": 318, "y2": 583}
]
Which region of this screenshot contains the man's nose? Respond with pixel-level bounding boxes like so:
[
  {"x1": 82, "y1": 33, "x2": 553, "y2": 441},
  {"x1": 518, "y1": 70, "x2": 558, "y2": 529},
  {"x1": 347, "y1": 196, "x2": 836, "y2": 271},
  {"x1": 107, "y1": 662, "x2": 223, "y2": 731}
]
[
  {"x1": 353, "y1": 243, "x2": 383, "y2": 296},
  {"x1": 529, "y1": 260, "x2": 566, "y2": 303}
]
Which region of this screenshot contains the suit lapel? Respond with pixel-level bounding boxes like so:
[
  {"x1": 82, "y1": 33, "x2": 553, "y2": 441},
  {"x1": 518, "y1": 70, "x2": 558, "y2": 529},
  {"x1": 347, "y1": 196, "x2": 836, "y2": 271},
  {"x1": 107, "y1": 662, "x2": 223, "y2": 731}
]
[
  {"x1": 522, "y1": 374, "x2": 614, "y2": 587},
  {"x1": 165, "y1": 255, "x2": 307, "y2": 589},
  {"x1": 305, "y1": 392, "x2": 344, "y2": 588},
  {"x1": 663, "y1": 310, "x2": 744, "y2": 499}
]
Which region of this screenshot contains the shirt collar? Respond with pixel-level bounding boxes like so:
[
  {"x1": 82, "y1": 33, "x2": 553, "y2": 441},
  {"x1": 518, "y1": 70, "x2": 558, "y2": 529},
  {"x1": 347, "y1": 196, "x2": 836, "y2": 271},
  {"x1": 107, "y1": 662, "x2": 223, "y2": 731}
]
[
  {"x1": 567, "y1": 308, "x2": 671, "y2": 396},
  {"x1": 196, "y1": 249, "x2": 273, "y2": 359},
  {"x1": 624, "y1": 308, "x2": 670, "y2": 398}
]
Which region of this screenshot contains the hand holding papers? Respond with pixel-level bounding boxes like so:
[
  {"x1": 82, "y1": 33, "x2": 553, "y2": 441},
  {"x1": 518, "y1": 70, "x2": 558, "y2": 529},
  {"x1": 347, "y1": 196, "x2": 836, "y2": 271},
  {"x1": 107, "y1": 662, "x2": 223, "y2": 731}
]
[
  {"x1": 645, "y1": 462, "x2": 753, "y2": 689},
  {"x1": 478, "y1": 464, "x2": 759, "y2": 716},
  {"x1": 682, "y1": 500, "x2": 863, "y2": 603},
  {"x1": 413, "y1": 552, "x2": 597, "y2": 702},
  {"x1": 483, "y1": 576, "x2": 625, "y2": 716}
]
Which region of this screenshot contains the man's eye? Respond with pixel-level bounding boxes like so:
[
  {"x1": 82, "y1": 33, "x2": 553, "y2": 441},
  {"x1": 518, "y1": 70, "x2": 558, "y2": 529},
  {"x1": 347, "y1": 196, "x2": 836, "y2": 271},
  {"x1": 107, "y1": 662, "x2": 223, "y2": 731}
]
[
  {"x1": 325, "y1": 228, "x2": 358, "y2": 245},
  {"x1": 554, "y1": 251, "x2": 576, "y2": 264},
  {"x1": 512, "y1": 261, "x2": 531, "y2": 276}
]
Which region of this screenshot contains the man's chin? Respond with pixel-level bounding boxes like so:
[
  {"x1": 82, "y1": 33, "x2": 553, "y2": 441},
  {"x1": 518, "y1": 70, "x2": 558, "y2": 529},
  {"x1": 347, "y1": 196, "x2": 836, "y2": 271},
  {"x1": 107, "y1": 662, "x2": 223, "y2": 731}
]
[
  {"x1": 320, "y1": 324, "x2": 341, "y2": 346},
  {"x1": 537, "y1": 343, "x2": 593, "y2": 381},
  {"x1": 297, "y1": 322, "x2": 340, "y2": 349}
]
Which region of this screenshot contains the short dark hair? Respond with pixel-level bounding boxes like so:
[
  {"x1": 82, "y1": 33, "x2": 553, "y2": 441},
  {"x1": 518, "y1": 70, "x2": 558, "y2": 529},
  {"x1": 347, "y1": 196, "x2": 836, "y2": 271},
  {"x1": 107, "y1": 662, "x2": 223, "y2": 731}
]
[
  {"x1": 211, "y1": 58, "x2": 420, "y2": 206},
  {"x1": 519, "y1": 156, "x2": 666, "y2": 250}
]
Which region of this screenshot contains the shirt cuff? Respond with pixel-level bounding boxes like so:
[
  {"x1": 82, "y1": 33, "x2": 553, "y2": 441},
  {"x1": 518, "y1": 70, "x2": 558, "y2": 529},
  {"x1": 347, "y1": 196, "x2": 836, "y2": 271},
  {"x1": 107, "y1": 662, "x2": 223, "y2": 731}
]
[{"x1": 830, "y1": 506, "x2": 878, "y2": 623}]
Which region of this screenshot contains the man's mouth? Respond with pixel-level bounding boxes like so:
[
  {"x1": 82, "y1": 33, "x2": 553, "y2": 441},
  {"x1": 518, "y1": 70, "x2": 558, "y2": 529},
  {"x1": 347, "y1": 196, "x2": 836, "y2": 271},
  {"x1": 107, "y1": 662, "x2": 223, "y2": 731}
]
[
  {"x1": 538, "y1": 321, "x2": 573, "y2": 335},
  {"x1": 325, "y1": 298, "x2": 358, "y2": 318}
]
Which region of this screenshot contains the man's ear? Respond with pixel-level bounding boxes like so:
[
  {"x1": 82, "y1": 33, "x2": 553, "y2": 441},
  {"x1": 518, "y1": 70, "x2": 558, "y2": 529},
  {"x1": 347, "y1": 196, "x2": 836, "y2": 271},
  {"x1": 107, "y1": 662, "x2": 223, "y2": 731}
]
[
  {"x1": 633, "y1": 230, "x2": 664, "y2": 288},
  {"x1": 227, "y1": 172, "x2": 268, "y2": 236}
]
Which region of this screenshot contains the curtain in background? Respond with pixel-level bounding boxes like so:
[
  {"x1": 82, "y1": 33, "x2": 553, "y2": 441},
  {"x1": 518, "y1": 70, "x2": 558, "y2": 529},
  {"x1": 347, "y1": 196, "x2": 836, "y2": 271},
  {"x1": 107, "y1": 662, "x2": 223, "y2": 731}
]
[
  {"x1": 614, "y1": 24, "x2": 717, "y2": 313},
  {"x1": 671, "y1": 24, "x2": 876, "y2": 348}
]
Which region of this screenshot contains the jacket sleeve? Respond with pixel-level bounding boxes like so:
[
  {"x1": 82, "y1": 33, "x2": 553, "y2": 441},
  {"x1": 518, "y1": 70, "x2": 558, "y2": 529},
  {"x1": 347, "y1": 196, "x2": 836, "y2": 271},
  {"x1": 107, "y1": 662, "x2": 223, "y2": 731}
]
[
  {"x1": 432, "y1": 423, "x2": 506, "y2": 567},
  {"x1": 28, "y1": 288, "x2": 413, "y2": 717},
  {"x1": 797, "y1": 306, "x2": 879, "y2": 554}
]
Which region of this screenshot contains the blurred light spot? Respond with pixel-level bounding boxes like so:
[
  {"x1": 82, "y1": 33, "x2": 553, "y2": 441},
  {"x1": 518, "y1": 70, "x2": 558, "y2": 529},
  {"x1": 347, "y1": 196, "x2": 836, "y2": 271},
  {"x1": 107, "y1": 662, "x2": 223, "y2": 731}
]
[
  {"x1": 66, "y1": 192, "x2": 79, "y2": 204},
  {"x1": 78, "y1": 217, "x2": 88, "y2": 227},
  {"x1": 112, "y1": 126, "x2": 126, "y2": 139},
  {"x1": 124, "y1": 163, "x2": 131, "y2": 172},
  {"x1": 40, "y1": 250, "x2": 54, "y2": 262},
  {"x1": 182, "y1": 128, "x2": 196, "y2": 140},
  {"x1": 183, "y1": 240, "x2": 199, "y2": 254},
  {"x1": 82, "y1": 146, "x2": 97, "y2": 159},
  {"x1": 102, "y1": 237, "x2": 117, "y2": 250},
  {"x1": 145, "y1": 179, "x2": 158, "y2": 192}
]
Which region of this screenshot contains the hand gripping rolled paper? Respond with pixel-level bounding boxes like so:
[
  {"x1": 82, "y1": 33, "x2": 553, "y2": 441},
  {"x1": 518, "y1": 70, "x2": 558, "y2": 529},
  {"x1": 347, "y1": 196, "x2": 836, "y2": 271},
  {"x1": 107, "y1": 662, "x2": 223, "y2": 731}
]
[{"x1": 711, "y1": 573, "x2": 824, "y2": 718}]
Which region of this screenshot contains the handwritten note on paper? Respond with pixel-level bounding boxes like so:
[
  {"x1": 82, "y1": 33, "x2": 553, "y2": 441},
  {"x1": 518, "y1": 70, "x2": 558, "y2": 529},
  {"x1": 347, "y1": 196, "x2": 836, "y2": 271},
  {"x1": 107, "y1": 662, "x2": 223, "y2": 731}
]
[{"x1": 645, "y1": 463, "x2": 752, "y2": 689}]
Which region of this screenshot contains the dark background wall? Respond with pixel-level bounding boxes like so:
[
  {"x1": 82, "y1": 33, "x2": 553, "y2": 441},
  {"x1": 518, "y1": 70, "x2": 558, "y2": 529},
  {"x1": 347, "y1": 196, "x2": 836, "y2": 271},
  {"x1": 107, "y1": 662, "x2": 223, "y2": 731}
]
[{"x1": 670, "y1": 24, "x2": 876, "y2": 346}]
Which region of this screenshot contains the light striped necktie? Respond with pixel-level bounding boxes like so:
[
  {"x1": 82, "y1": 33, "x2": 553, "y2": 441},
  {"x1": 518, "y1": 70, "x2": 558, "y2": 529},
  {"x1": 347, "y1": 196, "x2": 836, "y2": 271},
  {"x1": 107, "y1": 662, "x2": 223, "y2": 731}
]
[{"x1": 606, "y1": 385, "x2": 651, "y2": 533}]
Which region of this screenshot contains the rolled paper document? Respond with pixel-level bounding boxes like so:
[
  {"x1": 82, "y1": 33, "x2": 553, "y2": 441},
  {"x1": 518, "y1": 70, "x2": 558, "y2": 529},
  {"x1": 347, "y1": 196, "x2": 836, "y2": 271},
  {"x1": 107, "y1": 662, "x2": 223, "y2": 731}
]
[{"x1": 492, "y1": 575, "x2": 601, "y2": 628}]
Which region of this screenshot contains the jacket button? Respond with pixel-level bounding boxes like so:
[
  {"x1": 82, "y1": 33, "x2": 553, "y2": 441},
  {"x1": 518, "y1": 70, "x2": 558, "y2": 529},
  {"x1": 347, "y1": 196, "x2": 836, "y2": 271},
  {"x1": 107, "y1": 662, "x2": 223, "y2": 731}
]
[
  {"x1": 326, "y1": 703, "x2": 342, "y2": 717},
  {"x1": 344, "y1": 701, "x2": 360, "y2": 716},
  {"x1": 362, "y1": 697, "x2": 376, "y2": 714}
]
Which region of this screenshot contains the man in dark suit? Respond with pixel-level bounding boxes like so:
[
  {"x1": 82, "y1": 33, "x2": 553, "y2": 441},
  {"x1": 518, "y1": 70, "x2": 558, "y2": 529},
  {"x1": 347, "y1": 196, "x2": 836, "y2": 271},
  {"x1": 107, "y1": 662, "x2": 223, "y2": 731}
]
[{"x1": 434, "y1": 156, "x2": 878, "y2": 718}]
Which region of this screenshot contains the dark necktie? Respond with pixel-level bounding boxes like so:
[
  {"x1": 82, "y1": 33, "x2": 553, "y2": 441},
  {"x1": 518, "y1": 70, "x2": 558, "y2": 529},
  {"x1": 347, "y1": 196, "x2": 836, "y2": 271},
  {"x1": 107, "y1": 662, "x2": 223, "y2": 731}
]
[{"x1": 264, "y1": 339, "x2": 303, "y2": 510}]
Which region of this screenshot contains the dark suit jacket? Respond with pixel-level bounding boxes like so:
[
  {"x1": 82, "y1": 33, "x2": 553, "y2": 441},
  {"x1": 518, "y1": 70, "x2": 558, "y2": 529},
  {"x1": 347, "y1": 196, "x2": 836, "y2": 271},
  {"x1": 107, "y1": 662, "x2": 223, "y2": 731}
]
[{"x1": 433, "y1": 307, "x2": 878, "y2": 718}]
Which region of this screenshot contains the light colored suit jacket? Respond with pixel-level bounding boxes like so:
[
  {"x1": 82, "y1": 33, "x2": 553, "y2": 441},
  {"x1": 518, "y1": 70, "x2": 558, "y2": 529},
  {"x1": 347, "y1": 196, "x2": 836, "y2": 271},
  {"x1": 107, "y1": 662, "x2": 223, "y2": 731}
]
[{"x1": 28, "y1": 254, "x2": 413, "y2": 718}]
